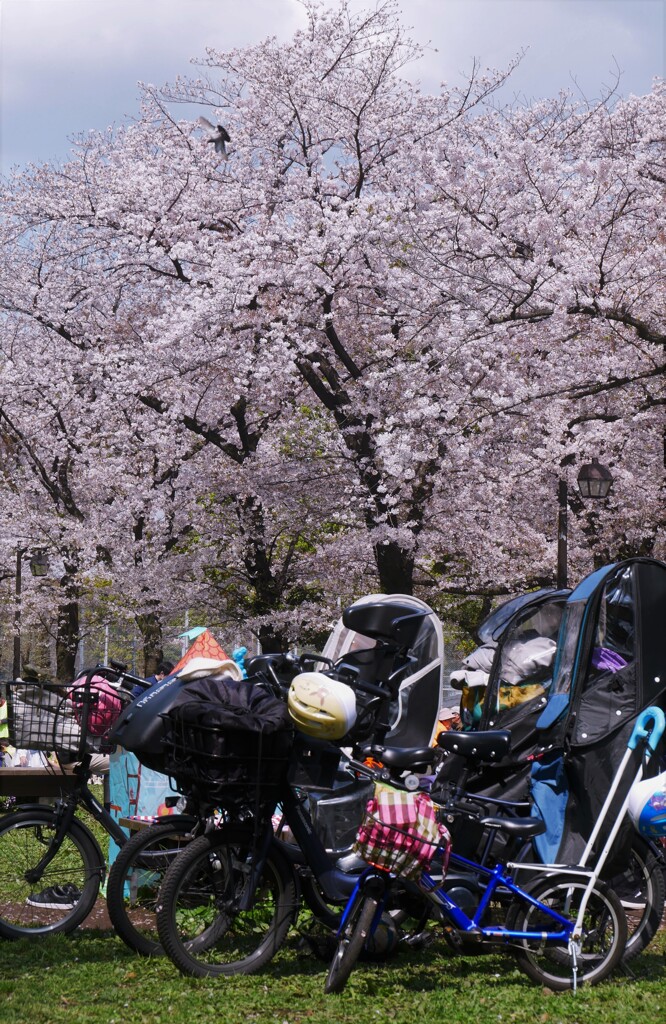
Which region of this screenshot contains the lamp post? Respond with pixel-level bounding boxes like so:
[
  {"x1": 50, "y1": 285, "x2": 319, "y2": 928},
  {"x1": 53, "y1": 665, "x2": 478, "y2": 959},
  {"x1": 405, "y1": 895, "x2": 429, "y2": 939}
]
[
  {"x1": 12, "y1": 547, "x2": 49, "y2": 679},
  {"x1": 556, "y1": 459, "x2": 613, "y2": 589}
]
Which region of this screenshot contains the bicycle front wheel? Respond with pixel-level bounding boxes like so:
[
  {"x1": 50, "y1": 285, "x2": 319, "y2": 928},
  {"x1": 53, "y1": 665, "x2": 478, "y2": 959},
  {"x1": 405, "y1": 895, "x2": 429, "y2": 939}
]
[
  {"x1": 107, "y1": 819, "x2": 197, "y2": 956},
  {"x1": 325, "y1": 893, "x2": 379, "y2": 994},
  {"x1": 0, "y1": 808, "x2": 102, "y2": 939},
  {"x1": 155, "y1": 826, "x2": 298, "y2": 977},
  {"x1": 507, "y1": 875, "x2": 627, "y2": 991}
]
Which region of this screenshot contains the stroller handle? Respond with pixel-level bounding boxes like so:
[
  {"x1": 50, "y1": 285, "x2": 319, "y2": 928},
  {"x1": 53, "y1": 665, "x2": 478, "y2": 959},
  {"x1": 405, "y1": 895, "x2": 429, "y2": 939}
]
[{"x1": 628, "y1": 706, "x2": 666, "y2": 753}]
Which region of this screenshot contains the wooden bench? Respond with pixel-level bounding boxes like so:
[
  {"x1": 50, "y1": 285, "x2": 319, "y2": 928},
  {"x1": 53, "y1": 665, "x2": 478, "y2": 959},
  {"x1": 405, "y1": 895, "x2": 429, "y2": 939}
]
[{"x1": 0, "y1": 767, "x2": 77, "y2": 799}]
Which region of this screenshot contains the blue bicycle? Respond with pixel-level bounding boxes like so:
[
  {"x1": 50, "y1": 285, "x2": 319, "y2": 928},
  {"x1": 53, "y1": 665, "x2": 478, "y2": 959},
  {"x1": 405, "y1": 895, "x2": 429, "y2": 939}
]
[{"x1": 325, "y1": 755, "x2": 628, "y2": 993}]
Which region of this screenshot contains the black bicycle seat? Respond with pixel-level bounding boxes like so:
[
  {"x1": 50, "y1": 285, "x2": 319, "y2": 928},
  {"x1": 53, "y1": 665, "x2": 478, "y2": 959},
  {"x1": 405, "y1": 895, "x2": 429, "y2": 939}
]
[
  {"x1": 436, "y1": 729, "x2": 511, "y2": 762},
  {"x1": 364, "y1": 744, "x2": 438, "y2": 770},
  {"x1": 479, "y1": 816, "x2": 546, "y2": 839}
]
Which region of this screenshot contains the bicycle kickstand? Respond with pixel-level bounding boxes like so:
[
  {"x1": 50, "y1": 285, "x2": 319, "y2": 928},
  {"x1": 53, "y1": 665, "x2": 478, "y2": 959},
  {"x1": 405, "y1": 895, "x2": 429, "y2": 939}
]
[{"x1": 568, "y1": 937, "x2": 580, "y2": 994}]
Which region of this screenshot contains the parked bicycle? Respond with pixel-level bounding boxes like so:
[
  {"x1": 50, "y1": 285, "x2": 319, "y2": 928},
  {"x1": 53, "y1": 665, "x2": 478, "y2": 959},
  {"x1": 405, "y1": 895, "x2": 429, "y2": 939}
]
[
  {"x1": 0, "y1": 664, "x2": 155, "y2": 941},
  {"x1": 325, "y1": 759, "x2": 626, "y2": 993},
  {"x1": 107, "y1": 601, "x2": 441, "y2": 959},
  {"x1": 325, "y1": 706, "x2": 666, "y2": 993}
]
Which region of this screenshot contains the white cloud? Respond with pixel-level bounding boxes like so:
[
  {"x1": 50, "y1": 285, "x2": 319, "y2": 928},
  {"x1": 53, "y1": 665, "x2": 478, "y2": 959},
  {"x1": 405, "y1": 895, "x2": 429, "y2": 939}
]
[
  {"x1": 0, "y1": 0, "x2": 303, "y2": 167},
  {"x1": 1, "y1": 0, "x2": 301, "y2": 102},
  {"x1": 409, "y1": 0, "x2": 664, "y2": 99},
  {"x1": 1, "y1": 0, "x2": 663, "y2": 171}
]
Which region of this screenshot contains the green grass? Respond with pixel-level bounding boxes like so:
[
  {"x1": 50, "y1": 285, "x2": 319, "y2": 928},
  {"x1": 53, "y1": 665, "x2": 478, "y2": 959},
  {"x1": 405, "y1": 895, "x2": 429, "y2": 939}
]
[
  {"x1": 0, "y1": 924, "x2": 665, "y2": 1024},
  {"x1": 1, "y1": 796, "x2": 665, "y2": 1023}
]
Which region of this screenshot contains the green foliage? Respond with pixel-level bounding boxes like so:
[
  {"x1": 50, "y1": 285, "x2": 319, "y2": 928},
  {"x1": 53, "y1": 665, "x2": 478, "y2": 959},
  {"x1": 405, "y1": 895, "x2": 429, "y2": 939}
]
[
  {"x1": 285, "y1": 583, "x2": 326, "y2": 607},
  {"x1": 429, "y1": 593, "x2": 496, "y2": 654}
]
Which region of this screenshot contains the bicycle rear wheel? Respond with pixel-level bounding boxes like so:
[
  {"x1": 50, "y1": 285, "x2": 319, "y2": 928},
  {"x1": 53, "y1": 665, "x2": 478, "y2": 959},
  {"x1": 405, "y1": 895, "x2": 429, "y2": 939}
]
[
  {"x1": 155, "y1": 826, "x2": 298, "y2": 977},
  {"x1": 0, "y1": 808, "x2": 102, "y2": 938},
  {"x1": 507, "y1": 875, "x2": 627, "y2": 990},
  {"x1": 325, "y1": 893, "x2": 379, "y2": 994},
  {"x1": 107, "y1": 819, "x2": 197, "y2": 956}
]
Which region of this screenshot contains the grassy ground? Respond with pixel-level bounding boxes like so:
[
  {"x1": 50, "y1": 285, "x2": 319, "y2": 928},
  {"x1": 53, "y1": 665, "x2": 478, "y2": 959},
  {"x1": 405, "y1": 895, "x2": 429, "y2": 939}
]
[
  {"x1": 1, "y1": 795, "x2": 665, "y2": 1024},
  {"x1": 0, "y1": 922, "x2": 665, "y2": 1024}
]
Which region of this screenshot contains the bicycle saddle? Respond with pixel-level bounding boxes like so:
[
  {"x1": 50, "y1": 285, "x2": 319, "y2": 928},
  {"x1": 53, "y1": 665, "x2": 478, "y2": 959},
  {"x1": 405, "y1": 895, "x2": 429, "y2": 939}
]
[
  {"x1": 362, "y1": 744, "x2": 438, "y2": 770},
  {"x1": 479, "y1": 816, "x2": 546, "y2": 838},
  {"x1": 436, "y1": 729, "x2": 511, "y2": 762}
]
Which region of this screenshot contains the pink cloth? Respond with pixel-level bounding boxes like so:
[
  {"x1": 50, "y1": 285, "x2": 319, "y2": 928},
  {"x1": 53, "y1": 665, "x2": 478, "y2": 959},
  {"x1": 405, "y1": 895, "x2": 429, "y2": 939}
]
[
  {"x1": 353, "y1": 782, "x2": 449, "y2": 879},
  {"x1": 68, "y1": 675, "x2": 123, "y2": 736}
]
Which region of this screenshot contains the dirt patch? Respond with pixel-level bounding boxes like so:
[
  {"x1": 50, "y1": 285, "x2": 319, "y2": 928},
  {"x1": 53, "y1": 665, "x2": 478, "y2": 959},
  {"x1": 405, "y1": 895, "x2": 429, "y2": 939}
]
[{"x1": 79, "y1": 896, "x2": 114, "y2": 931}]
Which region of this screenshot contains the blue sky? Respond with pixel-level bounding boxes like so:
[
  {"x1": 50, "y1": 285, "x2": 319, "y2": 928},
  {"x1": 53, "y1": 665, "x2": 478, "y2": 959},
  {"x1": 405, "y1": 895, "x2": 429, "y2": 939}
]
[{"x1": 1, "y1": 0, "x2": 664, "y2": 174}]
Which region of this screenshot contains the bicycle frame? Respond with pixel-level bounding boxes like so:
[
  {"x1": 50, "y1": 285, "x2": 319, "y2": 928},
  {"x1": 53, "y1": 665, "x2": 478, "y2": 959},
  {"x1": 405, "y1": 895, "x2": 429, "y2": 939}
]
[
  {"x1": 275, "y1": 783, "x2": 362, "y2": 903},
  {"x1": 423, "y1": 851, "x2": 576, "y2": 941},
  {"x1": 342, "y1": 849, "x2": 579, "y2": 948},
  {"x1": 18, "y1": 756, "x2": 129, "y2": 888}
]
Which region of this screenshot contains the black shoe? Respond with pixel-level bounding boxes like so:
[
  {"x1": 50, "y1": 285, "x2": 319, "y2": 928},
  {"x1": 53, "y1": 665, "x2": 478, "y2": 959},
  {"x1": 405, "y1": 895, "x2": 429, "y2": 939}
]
[{"x1": 26, "y1": 883, "x2": 82, "y2": 909}]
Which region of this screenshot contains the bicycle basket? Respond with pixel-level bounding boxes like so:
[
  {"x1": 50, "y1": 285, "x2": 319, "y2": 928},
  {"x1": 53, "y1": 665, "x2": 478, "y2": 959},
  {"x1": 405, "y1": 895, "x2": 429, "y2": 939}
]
[
  {"x1": 307, "y1": 779, "x2": 374, "y2": 855},
  {"x1": 352, "y1": 781, "x2": 450, "y2": 879},
  {"x1": 161, "y1": 701, "x2": 293, "y2": 814},
  {"x1": 4, "y1": 676, "x2": 130, "y2": 760}
]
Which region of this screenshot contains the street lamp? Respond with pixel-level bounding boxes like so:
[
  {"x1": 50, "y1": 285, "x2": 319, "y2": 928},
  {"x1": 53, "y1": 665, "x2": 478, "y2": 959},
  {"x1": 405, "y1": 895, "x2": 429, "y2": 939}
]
[
  {"x1": 556, "y1": 459, "x2": 613, "y2": 590},
  {"x1": 576, "y1": 458, "x2": 614, "y2": 500},
  {"x1": 12, "y1": 547, "x2": 49, "y2": 678}
]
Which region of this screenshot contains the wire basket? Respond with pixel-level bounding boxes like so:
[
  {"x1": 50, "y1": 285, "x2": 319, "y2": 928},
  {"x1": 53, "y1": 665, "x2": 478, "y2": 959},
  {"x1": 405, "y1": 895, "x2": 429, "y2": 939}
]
[
  {"x1": 161, "y1": 702, "x2": 293, "y2": 815},
  {"x1": 308, "y1": 781, "x2": 374, "y2": 855},
  {"x1": 3, "y1": 675, "x2": 130, "y2": 761},
  {"x1": 352, "y1": 782, "x2": 450, "y2": 879}
]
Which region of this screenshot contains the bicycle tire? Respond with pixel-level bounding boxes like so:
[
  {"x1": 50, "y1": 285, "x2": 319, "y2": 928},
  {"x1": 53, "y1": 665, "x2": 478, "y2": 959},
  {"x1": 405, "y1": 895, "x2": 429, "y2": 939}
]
[
  {"x1": 609, "y1": 836, "x2": 665, "y2": 963},
  {"x1": 513, "y1": 832, "x2": 663, "y2": 962},
  {"x1": 107, "y1": 819, "x2": 197, "y2": 956},
  {"x1": 0, "y1": 807, "x2": 102, "y2": 939},
  {"x1": 325, "y1": 894, "x2": 379, "y2": 994},
  {"x1": 506, "y1": 874, "x2": 627, "y2": 990},
  {"x1": 155, "y1": 826, "x2": 298, "y2": 977}
]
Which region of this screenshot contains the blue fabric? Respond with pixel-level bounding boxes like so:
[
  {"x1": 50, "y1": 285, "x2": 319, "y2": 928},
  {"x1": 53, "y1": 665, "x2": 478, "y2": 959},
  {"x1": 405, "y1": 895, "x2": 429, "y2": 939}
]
[
  {"x1": 535, "y1": 692, "x2": 570, "y2": 730},
  {"x1": 107, "y1": 748, "x2": 175, "y2": 866},
  {"x1": 232, "y1": 647, "x2": 249, "y2": 679},
  {"x1": 530, "y1": 752, "x2": 569, "y2": 862}
]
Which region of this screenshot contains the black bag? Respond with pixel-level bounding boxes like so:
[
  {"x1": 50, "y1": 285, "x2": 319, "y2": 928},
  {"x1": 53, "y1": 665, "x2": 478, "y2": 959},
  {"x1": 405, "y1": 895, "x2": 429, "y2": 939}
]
[
  {"x1": 162, "y1": 678, "x2": 293, "y2": 806},
  {"x1": 108, "y1": 671, "x2": 193, "y2": 771}
]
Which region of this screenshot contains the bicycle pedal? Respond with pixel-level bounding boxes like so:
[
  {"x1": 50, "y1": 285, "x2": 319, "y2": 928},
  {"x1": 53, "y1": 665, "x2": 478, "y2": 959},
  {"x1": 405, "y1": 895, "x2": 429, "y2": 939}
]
[
  {"x1": 401, "y1": 930, "x2": 435, "y2": 950},
  {"x1": 443, "y1": 926, "x2": 465, "y2": 949}
]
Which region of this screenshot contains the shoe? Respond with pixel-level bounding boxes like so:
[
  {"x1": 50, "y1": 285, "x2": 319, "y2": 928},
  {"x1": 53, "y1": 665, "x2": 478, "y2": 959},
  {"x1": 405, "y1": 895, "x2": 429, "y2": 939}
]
[{"x1": 26, "y1": 883, "x2": 82, "y2": 910}]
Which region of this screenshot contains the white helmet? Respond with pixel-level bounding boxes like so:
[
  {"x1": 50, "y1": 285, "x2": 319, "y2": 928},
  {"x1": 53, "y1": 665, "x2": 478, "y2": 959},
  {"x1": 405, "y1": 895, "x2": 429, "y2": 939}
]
[
  {"x1": 288, "y1": 672, "x2": 357, "y2": 740},
  {"x1": 627, "y1": 771, "x2": 666, "y2": 837}
]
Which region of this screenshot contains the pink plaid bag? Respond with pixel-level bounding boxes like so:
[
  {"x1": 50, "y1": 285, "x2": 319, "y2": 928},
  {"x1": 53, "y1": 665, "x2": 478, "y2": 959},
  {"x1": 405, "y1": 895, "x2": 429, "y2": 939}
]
[{"x1": 353, "y1": 781, "x2": 450, "y2": 879}]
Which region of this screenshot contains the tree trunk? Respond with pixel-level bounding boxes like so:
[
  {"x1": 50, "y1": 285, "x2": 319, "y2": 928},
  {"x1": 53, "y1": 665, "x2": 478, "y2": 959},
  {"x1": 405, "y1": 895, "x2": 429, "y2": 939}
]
[
  {"x1": 136, "y1": 608, "x2": 164, "y2": 678},
  {"x1": 374, "y1": 540, "x2": 415, "y2": 595},
  {"x1": 55, "y1": 571, "x2": 80, "y2": 682},
  {"x1": 255, "y1": 620, "x2": 290, "y2": 654}
]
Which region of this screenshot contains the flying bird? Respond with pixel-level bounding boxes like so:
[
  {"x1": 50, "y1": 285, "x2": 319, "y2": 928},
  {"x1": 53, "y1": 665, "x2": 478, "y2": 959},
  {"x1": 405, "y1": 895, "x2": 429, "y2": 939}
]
[{"x1": 198, "y1": 117, "x2": 230, "y2": 159}]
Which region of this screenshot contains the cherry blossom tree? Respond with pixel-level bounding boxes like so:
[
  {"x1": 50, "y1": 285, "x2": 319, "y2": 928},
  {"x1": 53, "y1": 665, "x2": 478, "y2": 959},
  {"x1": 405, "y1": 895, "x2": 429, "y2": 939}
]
[{"x1": 0, "y1": 0, "x2": 663, "y2": 669}]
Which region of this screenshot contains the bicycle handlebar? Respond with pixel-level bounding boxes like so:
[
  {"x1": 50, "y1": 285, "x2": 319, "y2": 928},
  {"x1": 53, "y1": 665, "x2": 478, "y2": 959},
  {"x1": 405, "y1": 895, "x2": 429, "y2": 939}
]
[{"x1": 88, "y1": 663, "x2": 152, "y2": 691}]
